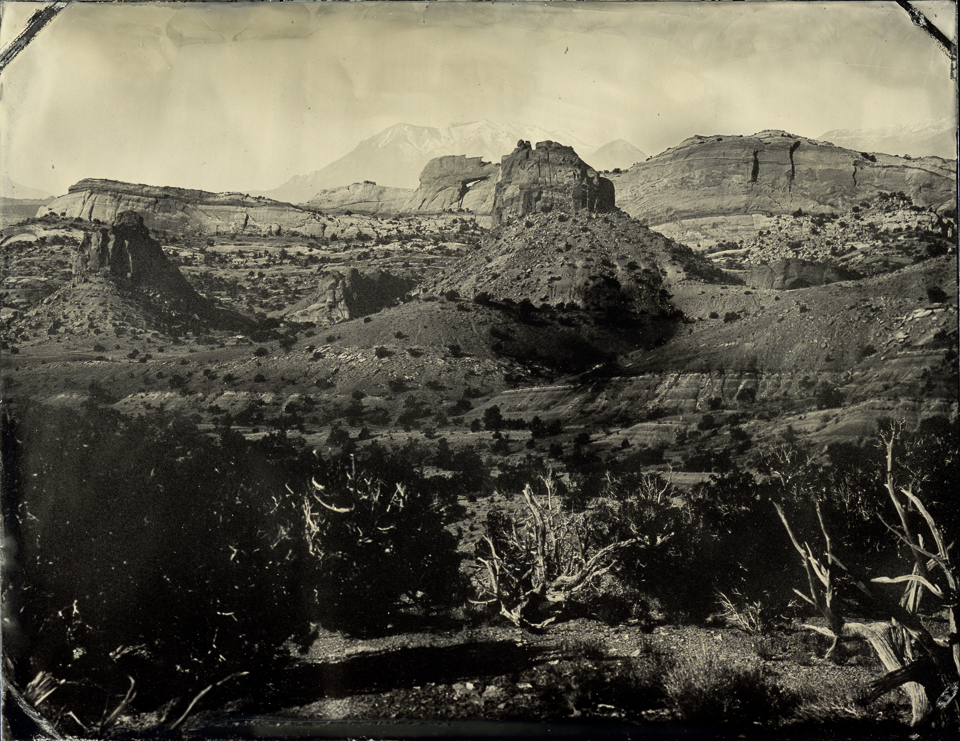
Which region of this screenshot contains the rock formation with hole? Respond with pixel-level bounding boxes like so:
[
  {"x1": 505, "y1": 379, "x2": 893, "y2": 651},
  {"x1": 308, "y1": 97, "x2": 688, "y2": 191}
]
[
  {"x1": 305, "y1": 157, "x2": 498, "y2": 220},
  {"x1": 398, "y1": 155, "x2": 498, "y2": 215}
]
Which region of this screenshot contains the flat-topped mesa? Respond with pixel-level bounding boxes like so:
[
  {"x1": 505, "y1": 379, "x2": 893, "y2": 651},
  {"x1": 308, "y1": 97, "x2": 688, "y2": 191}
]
[
  {"x1": 40, "y1": 178, "x2": 329, "y2": 237},
  {"x1": 609, "y1": 131, "x2": 958, "y2": 233},
  {"x1": 492, "y1": 140, "x2": 615, "y2": 227}
]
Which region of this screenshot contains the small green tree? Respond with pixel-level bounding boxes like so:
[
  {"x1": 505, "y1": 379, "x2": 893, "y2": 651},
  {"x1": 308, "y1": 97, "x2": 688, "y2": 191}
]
[{"x1": 483, "y1": 405, "x2": 504, "y2": 431}]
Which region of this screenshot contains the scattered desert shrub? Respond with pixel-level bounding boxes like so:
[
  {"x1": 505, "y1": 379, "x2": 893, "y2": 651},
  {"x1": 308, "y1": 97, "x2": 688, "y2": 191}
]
[
  {"x1": 716, "y1": 590, "x2": 779, "y2": 635},
  {"x1": 472, "y1": 474, "x2": 639, "y2": 628},
  {"x1": 3, "y1": 404, "x2": 472, "y2": 733},
  {"x1": 2, "y1": 404, "x2": 316, "y2": 731},
  {"x1": 301, "y1": 458, "x2": 465, "y2": 634},
  {"x1": 926, "y1": 286, "x2": 948, "y2": 304},
  {"x1": 774, "y1": 422, "x2": 959, "y2": 728},
  {"x1": 664, "y1": 642, "x2": 791, "y2": 724},
  {"x1": 325, "y1": 425, "x2": 352, "y2": 448}
]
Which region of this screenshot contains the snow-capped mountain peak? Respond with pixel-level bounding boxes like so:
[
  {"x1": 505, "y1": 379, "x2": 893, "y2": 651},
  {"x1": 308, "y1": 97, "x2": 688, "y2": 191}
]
[{"x1": 258, "y1": 121, "x2": 603, "y2": 203}]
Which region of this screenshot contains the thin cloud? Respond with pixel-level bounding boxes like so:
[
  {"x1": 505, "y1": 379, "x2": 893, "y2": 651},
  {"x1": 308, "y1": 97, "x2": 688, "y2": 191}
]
[{"x1": 1, "y1": 1, "x2": 954, "y2": 197}]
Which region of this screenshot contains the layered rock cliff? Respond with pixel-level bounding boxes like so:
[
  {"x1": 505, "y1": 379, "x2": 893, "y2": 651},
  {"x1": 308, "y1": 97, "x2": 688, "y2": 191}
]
[
  {"x1": 491, "y1": 141, "x2": 615, "y2": 227},
  {"x1": 746, "y1": 258, "x2": 858, "y2": 290},
  {"x1": 609, "y1": 130, "x2": 957, "y2": 241},
  {"x1": 39, "y1": 179, "x2": 329, "y2": 237},
  {"x1": 303, "y1": 182, "x2": 413, "y2": 215},
  {"x1": 285, "y1": 267, "x2": 417, "y2": 323}
]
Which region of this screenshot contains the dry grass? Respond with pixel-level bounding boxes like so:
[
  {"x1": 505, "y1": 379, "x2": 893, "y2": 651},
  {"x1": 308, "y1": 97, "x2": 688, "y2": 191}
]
[{"x1": 663, "y1": 639, "x2": 795, "y2": 724}]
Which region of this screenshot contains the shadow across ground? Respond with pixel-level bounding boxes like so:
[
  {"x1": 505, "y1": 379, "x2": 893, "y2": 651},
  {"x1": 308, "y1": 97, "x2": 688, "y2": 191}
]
[{"x1": 234, "y1": 638, "x2": 558, "y2": 713}]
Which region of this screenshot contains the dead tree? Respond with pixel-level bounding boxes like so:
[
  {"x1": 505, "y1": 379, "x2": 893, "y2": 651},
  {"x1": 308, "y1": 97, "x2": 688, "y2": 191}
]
[
  {"x1": 473, "y1": 473, "x2": 638, "y2": 629},
  {"x1": 776, "y1": 425, "x2": 958, "y2": 727}
]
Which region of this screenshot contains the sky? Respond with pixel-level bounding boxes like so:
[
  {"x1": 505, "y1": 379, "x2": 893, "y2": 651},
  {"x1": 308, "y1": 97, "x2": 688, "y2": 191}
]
[{"x1": 1, "y1": 1, "x2": 956, "y2": 197}]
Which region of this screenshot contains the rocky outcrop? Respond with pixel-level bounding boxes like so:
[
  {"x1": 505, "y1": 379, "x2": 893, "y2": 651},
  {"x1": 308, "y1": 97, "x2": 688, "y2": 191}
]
[
  {"x1": 398, "y1": 156, "x2": 498, "y2": 215},
  {"x1": 75, "y1": 211, "x2": 188, "y2": 286},
  {"x1": 610, "y1": 131, "x2": 957, "y2": 235},
  {"x1": 286, "y1": 268, "x2": 417, "y2": 323},
  {"x1": 39, "y1": 179, "x2": 329, "y2": 237},
  {"x1": 304, "y1": 181, "x2": 413, "y2": 215},
  {"x1": 747, "y1": 259, "x2": 858, "y2": 290},
  {"x1": 425, "y1": 209, "x2": 730, "y2": 321},
  {"x1": 305, "y1": 157, "x2": 499, "y2": 220},
  {"x1": 491, "y1": 141, "x2": 615, "y2": 227},
  {"x1": 22, "y1": 211, "x2": 251, "y2": 336}
]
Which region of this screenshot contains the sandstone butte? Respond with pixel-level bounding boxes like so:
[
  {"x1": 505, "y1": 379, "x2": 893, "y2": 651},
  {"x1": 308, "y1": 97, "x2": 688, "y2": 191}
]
[
  {"x1": 609, "y1": 130, "x2": 958, "y2": 230},
  {"x1": 73, "y1": 210, "x2": 193, "y2": 290},
  {"x1": 38, "y1": 130, "x2": 957, "y2": 239},
  {"x1": 491, "y1": 140, "x2": 616, "y2": 227},
  {"x1": 28, "y1": 210, "x2": 251, "y2": 333}
]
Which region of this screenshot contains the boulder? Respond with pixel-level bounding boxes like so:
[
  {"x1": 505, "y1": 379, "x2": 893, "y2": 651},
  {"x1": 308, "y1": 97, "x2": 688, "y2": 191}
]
[{"x1": 491, "y1": 141, "x2": 615, "y2": 227}]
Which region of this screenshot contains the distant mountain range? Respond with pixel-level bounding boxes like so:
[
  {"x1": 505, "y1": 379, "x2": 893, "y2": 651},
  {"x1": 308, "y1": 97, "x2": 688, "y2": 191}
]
[
  {"x1": 588, "y1": 139, "x2": 648, "y2": 171},
  {"x1": 818, "y1": 118, "x2": 957, "y2": 160},
  {"x1": 257, "y1": 121, "x2": 645, "y2": 204},
  {"x1": 1, "y1": 174, "x2": 53, "y2": 201}
]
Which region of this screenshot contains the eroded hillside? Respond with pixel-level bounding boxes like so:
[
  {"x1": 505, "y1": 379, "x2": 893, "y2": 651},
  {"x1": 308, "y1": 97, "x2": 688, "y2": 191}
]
[{"x1": 2, "y1": 134, "x2": 957, "y2": 469}]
